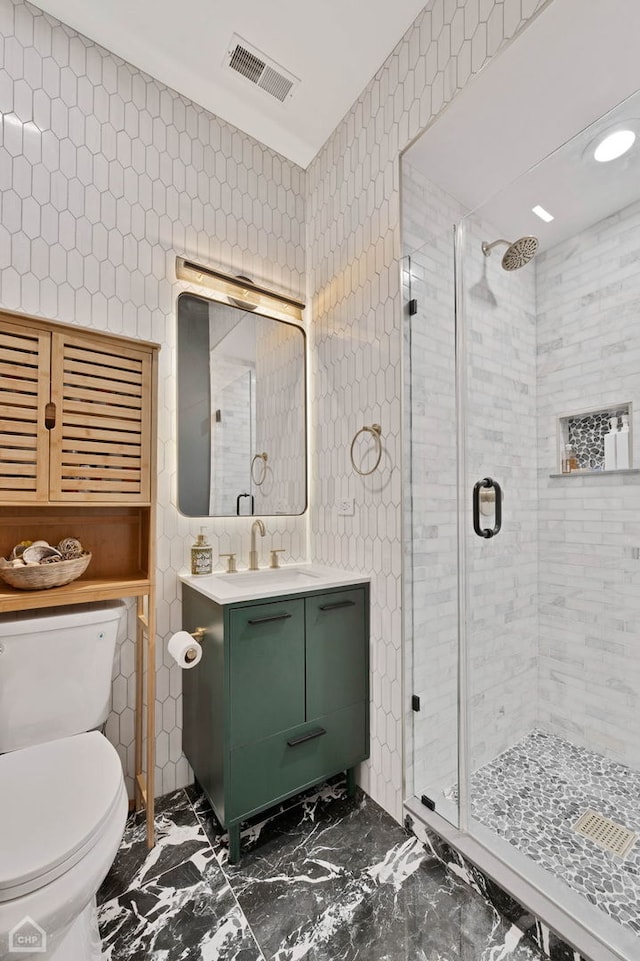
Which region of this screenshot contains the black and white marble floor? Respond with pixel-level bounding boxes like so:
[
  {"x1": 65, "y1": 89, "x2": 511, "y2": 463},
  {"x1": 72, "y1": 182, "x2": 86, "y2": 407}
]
[
  {"x1": 453, "y1": 730, "x2": 640, "y2": 936},
  {"x1": 97, "y1": 778, "x2": 548, "y2": 961}
]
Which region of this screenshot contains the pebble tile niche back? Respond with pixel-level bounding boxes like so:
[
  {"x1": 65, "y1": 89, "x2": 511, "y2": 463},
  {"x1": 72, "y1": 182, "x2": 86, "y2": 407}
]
[
  {"x1": 554, "y1": 403, "x2": 637, "y2": 476},
  {"x1": 0, "y1": 308, "x2": 160, "y2": 847}
]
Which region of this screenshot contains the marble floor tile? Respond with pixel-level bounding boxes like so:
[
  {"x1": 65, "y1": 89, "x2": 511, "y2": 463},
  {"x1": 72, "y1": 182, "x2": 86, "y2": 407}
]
[
  {"x1": 99, "y1": 779, "x2": 547, "y2": 961},
  {"x1": 97, "y1": 789, "x2": 264, "y2": 961}
]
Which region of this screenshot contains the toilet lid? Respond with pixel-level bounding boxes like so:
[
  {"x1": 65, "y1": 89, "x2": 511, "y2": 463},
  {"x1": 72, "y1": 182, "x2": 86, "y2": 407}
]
[{"x1": 0, "y1": 732, "x2": 124, "y2": 900}]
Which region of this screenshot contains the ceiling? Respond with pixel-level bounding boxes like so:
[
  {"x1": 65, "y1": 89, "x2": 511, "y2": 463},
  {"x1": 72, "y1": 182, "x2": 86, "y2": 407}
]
[
  {"x1": 403, "y1": 0, "x2": 640, "y2": 253},
  {"x1": 31, "y1": 0, "x2": 427, "y2": 168}
]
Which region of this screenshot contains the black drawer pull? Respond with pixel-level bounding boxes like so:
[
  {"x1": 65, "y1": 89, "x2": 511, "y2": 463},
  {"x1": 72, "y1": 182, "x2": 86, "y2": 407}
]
[
  {"x1": 287, "y1": 727, "x2": 327, "y2": 747},
  {"x1": 319, "y1": 600, "x2": 356, "y2": 611},
  {"x1": 247, "y1": 613, "x2": 292, "y2": 625}
]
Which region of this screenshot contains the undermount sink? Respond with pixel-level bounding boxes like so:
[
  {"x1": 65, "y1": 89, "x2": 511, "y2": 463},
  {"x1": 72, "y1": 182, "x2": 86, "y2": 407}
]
[
  {"x1": 223, "y1": 568, "x2": 321, "y2": 585},
  {"x1": 179, "y1": 563, "x2": 369, "y2": 605}
]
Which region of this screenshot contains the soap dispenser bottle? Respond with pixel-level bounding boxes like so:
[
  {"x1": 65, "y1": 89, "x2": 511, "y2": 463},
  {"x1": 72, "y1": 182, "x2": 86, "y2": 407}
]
[
  {"x1": 564, "y1": 443, "x2": 578, "y2": 472},
  {"x1": 604, "y1": 416, "x2": 618, "y2": 471},
  {"x1": 191, "y1": 527, "x2": 213, "y2": 575},
  {"x1": 616, "y1": 414, "x2": 630, "y2": 470}
]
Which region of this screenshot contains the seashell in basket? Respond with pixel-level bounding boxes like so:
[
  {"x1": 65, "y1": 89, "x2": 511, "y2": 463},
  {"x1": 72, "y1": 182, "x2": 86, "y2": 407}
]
[
  {"x1": 10, "y1": 541, "x2": 31, "y2": 559},
  {"x1": 0, "y1": 552, "x2": 92, "y2": 590},
  {"x1": 22, "y1": 545, "x2": 62, "y2": 564}
]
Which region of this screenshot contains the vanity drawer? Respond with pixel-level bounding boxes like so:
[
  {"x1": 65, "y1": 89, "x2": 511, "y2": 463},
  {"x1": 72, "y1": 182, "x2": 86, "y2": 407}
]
[
  {"x1": 229, "y1": 598, "x2": 305, "y2": 748},
  {"x1": 229, "y1": 701, "x2": 366, "y2": 819}
]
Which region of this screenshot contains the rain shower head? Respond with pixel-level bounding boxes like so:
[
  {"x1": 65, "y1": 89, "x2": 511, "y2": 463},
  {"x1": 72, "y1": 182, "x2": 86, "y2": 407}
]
[{"x1": 481, "y1": 236, "x2": 538, "y2": 270}]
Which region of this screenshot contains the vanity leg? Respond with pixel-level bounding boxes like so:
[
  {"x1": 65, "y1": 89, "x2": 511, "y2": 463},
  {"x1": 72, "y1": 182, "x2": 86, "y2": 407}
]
[
  {"x1": 228, "y1": 823, "x2": 241, "y2": 864},
  {"x1": 346, "y1": 767, "x2": 357, "y2": 798}
]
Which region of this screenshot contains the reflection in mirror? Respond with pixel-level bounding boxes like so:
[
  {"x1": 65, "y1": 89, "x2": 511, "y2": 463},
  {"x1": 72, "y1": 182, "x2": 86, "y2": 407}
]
[{"x1": 177, "y1": 292, "x2": 306, "y2": 517}]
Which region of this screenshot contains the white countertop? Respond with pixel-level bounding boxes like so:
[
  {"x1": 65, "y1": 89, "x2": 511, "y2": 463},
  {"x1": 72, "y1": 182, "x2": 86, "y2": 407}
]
[{"x1": 179, "y1": 563, "x2": 370, "y2": 605}]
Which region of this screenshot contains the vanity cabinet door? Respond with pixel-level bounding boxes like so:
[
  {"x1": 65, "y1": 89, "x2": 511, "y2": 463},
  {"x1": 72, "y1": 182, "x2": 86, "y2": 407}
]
[
  {"x1": 305, "y1": 588, "x2": 367, "y2": 719},
  {"x1": 229, "y1": 598, "x2": 305, "y2": 748}
]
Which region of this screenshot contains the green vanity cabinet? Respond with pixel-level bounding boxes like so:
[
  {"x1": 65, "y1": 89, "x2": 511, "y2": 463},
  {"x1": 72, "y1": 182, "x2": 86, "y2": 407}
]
[{"x1": 181, "y1": 580, "x2": 370, "y2": 863}]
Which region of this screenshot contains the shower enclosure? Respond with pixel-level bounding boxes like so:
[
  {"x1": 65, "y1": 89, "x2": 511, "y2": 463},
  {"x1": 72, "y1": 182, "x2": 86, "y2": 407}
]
[{"x1": 402, "y1": 88, "x2": 640, "y2": 961}]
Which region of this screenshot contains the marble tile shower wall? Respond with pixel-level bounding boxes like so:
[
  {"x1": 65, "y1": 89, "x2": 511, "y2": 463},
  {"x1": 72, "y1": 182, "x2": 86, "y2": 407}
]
[
  {"x1": 0, "y1": 0, "x2": 307, "y2": 797},
  {"x1": 462, "y1": 212, "x2": 539, "y2": 773},
  {"x1": 536, "y1": 199, "x2": 640, "y2": 768},
  {"x1": 306, "y1": 0, "x2": 548, "y2": 819}
]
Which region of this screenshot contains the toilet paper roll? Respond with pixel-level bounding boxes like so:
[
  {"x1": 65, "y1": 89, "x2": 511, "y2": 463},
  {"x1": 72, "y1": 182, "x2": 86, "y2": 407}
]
[{"x1": 168, "y1": 630, "x2": 202, "y2": 669}]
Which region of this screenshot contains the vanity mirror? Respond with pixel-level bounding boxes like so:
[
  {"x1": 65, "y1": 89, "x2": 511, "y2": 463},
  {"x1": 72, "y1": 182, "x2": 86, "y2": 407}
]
[{"x1": 177, "y1": 292, "x2": 307, "y2": 517}]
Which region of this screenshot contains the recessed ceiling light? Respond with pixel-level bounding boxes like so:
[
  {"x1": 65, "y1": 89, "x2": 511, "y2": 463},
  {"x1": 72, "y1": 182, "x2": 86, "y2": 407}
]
[
  {"x1": 532, "y1": 205, "x2": 554, "y2": 223},
  {"x1": 594, "y1": 129, "x2": 636, "y2": 162}
]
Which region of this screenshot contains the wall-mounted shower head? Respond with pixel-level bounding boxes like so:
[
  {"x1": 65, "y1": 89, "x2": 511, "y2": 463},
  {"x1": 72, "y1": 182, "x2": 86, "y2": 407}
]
[{"x1": 481, "y1": 236, "x2": 538, "y2": 270}]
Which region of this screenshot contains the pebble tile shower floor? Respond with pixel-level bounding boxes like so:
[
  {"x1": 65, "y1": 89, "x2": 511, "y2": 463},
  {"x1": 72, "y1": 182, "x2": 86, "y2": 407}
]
[
  {"x1": 97, "y1": 779, "x2": 547, "y2": 961},
  {"x1": 458, "y1": 730, "x2": 640, "y2": 935}
]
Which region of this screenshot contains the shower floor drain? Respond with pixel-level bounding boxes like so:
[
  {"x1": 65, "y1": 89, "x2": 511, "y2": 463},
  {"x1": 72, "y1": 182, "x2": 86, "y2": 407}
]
[{"x1": 573, "y1": 809, "x2": 638, "y2": 858}]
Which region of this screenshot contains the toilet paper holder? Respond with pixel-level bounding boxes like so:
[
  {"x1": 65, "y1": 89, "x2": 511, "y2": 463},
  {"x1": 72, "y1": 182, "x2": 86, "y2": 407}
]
[{"x1": 185, "y1": 626, "x2": 206, "y2": 663}]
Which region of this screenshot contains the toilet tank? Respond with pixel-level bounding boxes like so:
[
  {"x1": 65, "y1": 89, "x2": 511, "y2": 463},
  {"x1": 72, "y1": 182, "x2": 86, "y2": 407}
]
[{"x1": 0, "y1": 600, "x2": 125, "y2": 752}]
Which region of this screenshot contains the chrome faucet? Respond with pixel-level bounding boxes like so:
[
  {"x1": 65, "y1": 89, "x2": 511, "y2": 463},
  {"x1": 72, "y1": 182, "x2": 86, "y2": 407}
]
[{"x1": 248, "y1": 519, "x2": 265, "y2": 570}]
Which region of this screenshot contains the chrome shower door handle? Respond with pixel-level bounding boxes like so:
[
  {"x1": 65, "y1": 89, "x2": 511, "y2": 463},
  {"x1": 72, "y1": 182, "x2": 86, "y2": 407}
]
[{"x1": 473, "y1": 477, "x2": 503, "y2": 538}]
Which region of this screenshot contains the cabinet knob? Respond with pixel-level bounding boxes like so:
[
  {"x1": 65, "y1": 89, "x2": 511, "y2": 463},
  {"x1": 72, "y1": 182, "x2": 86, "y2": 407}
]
[
  {"x1": 269, "y1": 548, "x2": 286, "y2": 569},
  {"x1": 219, "y1": 552, "x2": 237, "y2": 573}
]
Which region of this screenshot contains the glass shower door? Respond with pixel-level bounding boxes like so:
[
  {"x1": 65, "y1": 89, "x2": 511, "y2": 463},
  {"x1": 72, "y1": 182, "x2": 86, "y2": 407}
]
[{"x1": 403, "y1": 192, "x2": 460, "y2": 828}]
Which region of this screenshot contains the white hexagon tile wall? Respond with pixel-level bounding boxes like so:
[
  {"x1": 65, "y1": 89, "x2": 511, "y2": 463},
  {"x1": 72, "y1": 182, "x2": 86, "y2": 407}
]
[
  {"x1": 0, "y1": 0, "x2": 307, "y2": 799},
  {"x1": 0, "y1": 0, "x2": 548, "y2": 813}
]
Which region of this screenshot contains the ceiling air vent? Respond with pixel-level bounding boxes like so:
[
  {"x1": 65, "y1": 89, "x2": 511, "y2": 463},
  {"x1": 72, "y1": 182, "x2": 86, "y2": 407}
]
[{"x1": 226, "y1": 35, "x2": 298, "y2": 103}]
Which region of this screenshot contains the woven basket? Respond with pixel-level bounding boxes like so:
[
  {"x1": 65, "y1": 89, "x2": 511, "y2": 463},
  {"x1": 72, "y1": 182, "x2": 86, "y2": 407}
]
[{"x1": 0, "y1": 553, "x2": 92, "y2": 590}]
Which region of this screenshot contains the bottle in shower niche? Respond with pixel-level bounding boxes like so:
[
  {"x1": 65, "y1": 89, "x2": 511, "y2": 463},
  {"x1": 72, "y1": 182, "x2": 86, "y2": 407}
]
[
  {"x1": 616, "y1": 414, "x2": 630, "y2": 470},
  {"x1": 604, "y1": 416, "x2": 618, "y2": 471},
  {"x1": 191, "y1": 528, "x2": 213, "y2": 575},
  {"x1": 562, "y1": 444, "x2": 577, "y2": 473}
]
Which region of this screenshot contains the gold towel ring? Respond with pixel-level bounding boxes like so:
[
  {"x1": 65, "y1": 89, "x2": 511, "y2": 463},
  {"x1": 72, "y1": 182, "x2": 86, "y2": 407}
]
[
  {"x1": 350, "y1": 424, "x2": 382, "y2": 476},
  {"x1": 251, "y1": 452, "x2": 268, "y2": 485}
]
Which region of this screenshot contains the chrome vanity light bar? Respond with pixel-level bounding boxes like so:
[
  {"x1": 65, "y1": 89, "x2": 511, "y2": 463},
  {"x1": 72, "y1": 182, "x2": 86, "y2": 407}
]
[{"x1": 175, "y1": 257, "x2": 305, "y2": 323}]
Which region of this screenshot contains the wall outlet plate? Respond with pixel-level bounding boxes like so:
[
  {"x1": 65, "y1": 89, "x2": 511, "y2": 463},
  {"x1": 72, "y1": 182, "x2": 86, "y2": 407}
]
[{"x1": 337, "y1": 498, "x2": 355, "y2": 516}]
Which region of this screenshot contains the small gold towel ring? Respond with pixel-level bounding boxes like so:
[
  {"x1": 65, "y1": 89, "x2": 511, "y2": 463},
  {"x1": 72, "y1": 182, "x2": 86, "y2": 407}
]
[
  {"x1": 350, "y1": 424, "x2": 382, "y2": 476},
  {"x1": 251, "y1": 452, "x2": 268, "y2": 485}
]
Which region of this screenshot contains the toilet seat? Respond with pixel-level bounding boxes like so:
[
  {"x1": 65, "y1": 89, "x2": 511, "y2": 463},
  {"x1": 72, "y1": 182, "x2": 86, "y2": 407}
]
[{"x1": 0, "y1": 732, "x2": 125, "y2": 902}]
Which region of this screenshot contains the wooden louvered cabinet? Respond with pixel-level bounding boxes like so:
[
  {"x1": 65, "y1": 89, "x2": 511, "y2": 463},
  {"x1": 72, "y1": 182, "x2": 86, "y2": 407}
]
[
  {"x1": 0, "y1": 309, "x2": 159, "y2": 847},
  {"x1": 1, "y1": 319, "x2": 153, "y2": 504}
]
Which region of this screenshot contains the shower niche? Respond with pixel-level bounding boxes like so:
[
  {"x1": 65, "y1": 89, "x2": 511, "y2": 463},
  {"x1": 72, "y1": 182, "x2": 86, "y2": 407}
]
[{"x1": 554, "y1": 402, "x2": 635, "y2": 474}]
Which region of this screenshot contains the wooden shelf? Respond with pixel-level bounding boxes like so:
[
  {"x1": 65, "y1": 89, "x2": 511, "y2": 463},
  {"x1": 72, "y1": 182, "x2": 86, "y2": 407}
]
[{"x1": 0, "y1": 574, "x2": 152, "y2": 613}]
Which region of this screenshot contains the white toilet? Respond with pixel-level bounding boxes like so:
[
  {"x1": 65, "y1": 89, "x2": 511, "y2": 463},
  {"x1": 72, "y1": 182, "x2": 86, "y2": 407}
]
[{"x1": 0, "y1": 601, "x2": 129, "y2": 960}]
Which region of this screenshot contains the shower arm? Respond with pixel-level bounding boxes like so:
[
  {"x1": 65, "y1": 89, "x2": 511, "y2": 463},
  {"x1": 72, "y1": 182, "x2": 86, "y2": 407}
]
[{"x1": 481, "y1": 239, "x2": 511, "y2": 257}]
